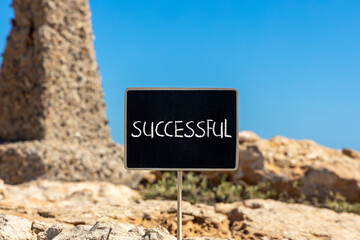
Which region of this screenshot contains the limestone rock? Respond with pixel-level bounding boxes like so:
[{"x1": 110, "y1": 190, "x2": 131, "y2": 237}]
[
  {"x1": 238, "y1": 131, "x2": 259, "y2": 144},
  {"x1": 117, "y1": 200, "x2": 231, "y2": 239},
  {"x1": 0, "y1": 214, "x2": 177, "y2": 240},
  {"x1": 48, "y1": 222, "x2": 176, "y2": 240},
  {"x1": 0, "y1": 180, "x2": 231, "y2": 239},
  {"x1": 342, "y1": 148, "x2": 360, "y2": 159},
  {"x1": 0, "y1": 0, "x2": 147, "y2": 185},
  {"x1": 0, "y1": 214, "x2": 34, "y2": 240},
  {"x1": 0, "y1": 141, "x2": 144, "y2": 186},
  {"x1": 1, "y1": 180, "x2": 360, "y2": 239},
  {"x1": 0, "y1": 180, "x2": 230, "y2": 238},
  {"x1": 230, "y1": 131, "x2": 360, "y2": 202},
  {"x1": 0, "y1": 0, "x2": 108, "y2": 142},
  {"x1": 216, "y1": 199, "x2": 360, "y2": 240}
]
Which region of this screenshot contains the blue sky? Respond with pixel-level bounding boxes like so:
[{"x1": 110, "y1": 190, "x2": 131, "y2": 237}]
[{"x1": 0, "y1": 0, "x2": 359, "y2": 150}]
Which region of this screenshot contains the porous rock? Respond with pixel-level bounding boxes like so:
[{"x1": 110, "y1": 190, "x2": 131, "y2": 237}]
[
  {"x1": 0, "y1": 0, "x2": 146, "y2": 185},
  {"x1": 0, "y1": 214, "x2": 177, "y2": 240},
  {"x1": 216, "y1": 199, "x2": 360, "y2": 240},
  {"x1": 228, "y1": 131, "x2": 360, "y2": 202},
  {"x1": 0, "y1": 214, "x2": 34, "y2": 240},
  {"x1": 2, "y1": 180, "x2": 360, "y2": 239},
  {"x1": 47, "y1": 222, "x2": 176, "y2": 240}
]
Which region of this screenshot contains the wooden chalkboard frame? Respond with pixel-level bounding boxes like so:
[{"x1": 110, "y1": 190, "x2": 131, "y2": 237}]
[{"x1": 124, "y1": 87, "x2": 239, "y2": 171}]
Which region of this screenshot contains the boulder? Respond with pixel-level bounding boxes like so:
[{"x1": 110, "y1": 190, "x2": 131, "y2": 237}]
[
  {"x1": 0, "y1": 214, "x2": 34, "y2": 240},
  {"x1": 0, "y1": 214, "x2": 177, "y2": 240},
  {"x1": 230, "y1": 131, "x2": 360, "y2": 202},
  {"x1": 216, "y1": 199, "x2": 360, "y2": 240},
  {"x1": 0, "y1": 141, "x2": 144, "y2": 186},
  {"x1": 45, "y1": 222, "x2": 176, "y2": 240}
]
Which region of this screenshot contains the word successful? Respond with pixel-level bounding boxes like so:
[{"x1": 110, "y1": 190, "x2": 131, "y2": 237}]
[{"x1": 130, "y1": 119, "x2": 232, "y2": 138}]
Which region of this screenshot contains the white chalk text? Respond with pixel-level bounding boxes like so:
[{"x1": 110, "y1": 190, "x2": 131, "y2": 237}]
[{"x1": 130, "y1": 119, "x2": 232, "y2": 138}]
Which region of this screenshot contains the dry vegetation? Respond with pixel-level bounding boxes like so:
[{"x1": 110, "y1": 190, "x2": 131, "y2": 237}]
[{"x1": 141, "y1": 172, "x2": 360, "y2": 214}]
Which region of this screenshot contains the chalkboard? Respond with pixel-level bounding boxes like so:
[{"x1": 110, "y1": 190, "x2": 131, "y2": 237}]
[{"x1": 125, "y1": 88, "x2": 238, "y2": 170}]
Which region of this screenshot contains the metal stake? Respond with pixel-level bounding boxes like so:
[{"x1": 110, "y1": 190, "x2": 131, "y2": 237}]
[{"x1": 177, "y1": 170, "x2": 182, "y2": 240}]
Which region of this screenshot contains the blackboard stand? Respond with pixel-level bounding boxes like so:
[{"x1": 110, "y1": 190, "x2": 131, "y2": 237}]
[
  {"x1": 177, "y1": 170, "x2": 182, "y2": 240},
  {"x1": 125, "y1": 88, "x2": 239, "y2": 240}
]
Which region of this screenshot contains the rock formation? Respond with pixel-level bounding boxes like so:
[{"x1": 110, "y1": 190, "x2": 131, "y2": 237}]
[
  {"x1": 1, "y1": 180, "x2": 360, "y2": 239},
  {"x1": 233, "y1": 131, "x2": 360, "y2": 202},
  {"x1": 0, "y1": 0, "x2": 145, "y2": 185},
  {"x1": 203, "y1": 131, "x2": 360, "y2": 202},
  {"x1": 0, "y1": 214, "x2": 177, "y2": 240}
]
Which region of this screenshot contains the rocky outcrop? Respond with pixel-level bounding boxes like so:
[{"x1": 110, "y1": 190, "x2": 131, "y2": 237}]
[
  {"x1": 44, "y1": 222, "x2": 177, "y2": 240},
  {"x1": 0, "y1": 140, "x2": 145, "y2": 186},
  {"x1": 216, "y1": 199, "x2": 360, "y2": 240},
  {"x1": 226, "y1": 131, "x2": 360, "y2": 202},
  {"x1": 1, "y1": 180, "x2": 360, "y2": 239},
  {"x1": 0, "y1": 214, "x2": 177, "y2": 240},
  {"x1": 0, "y1": 180, "x2": 230, "y2": 238},
  {"x1": 0, "y1": 0, "x2": 109, "y2": 142},
  {"x1": 0, "y1": 0, "x2": 146, "y2": 185},
  {"x1": 0, "y1": 214, "x2": 34, "y2": 240}
]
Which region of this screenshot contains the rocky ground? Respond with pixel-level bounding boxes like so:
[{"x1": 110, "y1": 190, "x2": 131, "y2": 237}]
[
  {"x1": 1, "y1": 179, "x2": 360, "y2": 240},
  {"x1": 1, "y1": 132, "x2": 360, "y2": 239}
]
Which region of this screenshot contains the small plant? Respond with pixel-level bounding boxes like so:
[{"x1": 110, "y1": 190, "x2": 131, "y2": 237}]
[
  {"x1": 323, "y1": 191, "x2": 360, "y2": 214},
  {"x1": 214, "y1": 179, "x2": 243, "y2": 203},
  {"x1": 142, "y1": 172, "x2": 178, "y2": 200},
  {"x1": 182, "y1": 172, "x2": 216, "y2": 204},
  {"x1": 242, "y1": 182, "x2": 277, "y2": 200},
  {"x1": 141, "y1": 172, "x2": 360, "y2": 215},
  {"x1": 141, "y1": 172, "x2": 277, "y2": 205}
]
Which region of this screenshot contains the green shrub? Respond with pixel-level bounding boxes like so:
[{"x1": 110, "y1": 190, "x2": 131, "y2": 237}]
[
  {"x1": 142, "y1": 172, "x2": 178, "y2": 201},
  {"x1": 141, "y1": 172, "x2": 276, "y2": 205},
  {"x1": 323, "y1": 191, "x2": 360, "y2": 214},
  {"x1": 214, "y1": 180, "x2": 243, "y2": 203},
  {"x1": 141, "y1": 172, "x2": 360, "y2": 215}
]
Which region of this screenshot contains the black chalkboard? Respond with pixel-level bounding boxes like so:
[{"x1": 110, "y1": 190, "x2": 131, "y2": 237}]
[{"x1": 125, "y1": 88, "x2": 238, "y2": 170}]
